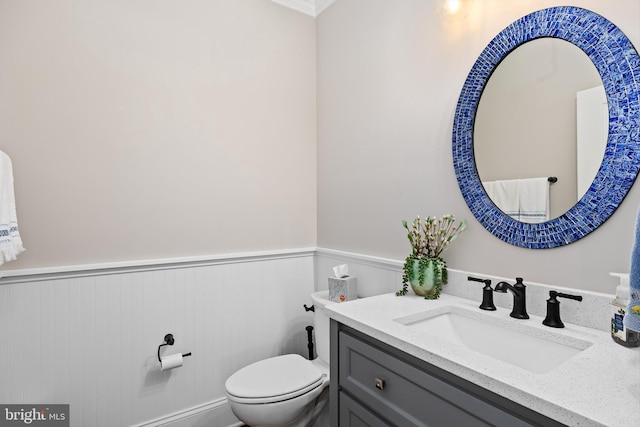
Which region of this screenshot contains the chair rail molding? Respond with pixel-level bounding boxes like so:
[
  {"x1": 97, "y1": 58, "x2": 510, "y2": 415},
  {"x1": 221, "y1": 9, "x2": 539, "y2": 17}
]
[{"x1": 0, "y1": 247, "x2": 316, "y2": 284}]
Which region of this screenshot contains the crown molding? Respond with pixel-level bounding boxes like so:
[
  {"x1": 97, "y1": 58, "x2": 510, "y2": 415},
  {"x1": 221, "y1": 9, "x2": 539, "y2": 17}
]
[
  {"x1": 271, "y1": 0, "x2": 337, "y2": 17},
  {"x1": 314, "y1": 0, "x2": 337, "y2": 16}
]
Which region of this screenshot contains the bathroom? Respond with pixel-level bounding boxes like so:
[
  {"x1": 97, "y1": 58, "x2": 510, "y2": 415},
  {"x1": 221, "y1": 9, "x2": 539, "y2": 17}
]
[{"x1": 0, "y1": 0, "x2": 638, "y2": 426}]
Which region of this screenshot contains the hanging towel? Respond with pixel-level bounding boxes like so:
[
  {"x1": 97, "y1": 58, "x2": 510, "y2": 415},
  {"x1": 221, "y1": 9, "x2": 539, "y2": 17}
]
[
  {"x1": 483, "y1": 179, "x2": 520, "y2": 220},
  {"x1": 517, "y1": 177, "x2": 549, "y2": 224},
  {"x1": 624, "y1": 206, "x2": 640, "y2": 333},
  {"x1": 0, "y1": 151, "x2": 25, "y2": 265},
  {"x1": 483, "y1": 178, "x2": 549, "y2": 222}
]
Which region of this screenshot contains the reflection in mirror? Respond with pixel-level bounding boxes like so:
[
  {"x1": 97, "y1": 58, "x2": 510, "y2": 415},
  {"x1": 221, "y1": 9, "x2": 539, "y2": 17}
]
[
  {"x1": 474, "y1": 38, "x2": 605, "y2": 222},
  {"x1": 452, "y1": 6, "x2": 640, "y2": 249}
]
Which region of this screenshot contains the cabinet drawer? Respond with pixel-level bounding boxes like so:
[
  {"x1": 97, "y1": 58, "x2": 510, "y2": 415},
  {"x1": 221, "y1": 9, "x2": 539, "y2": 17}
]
[
  {"x1": 339, "y1": 330, "x2": 532, "y2": 427},
  {"x1": 340, "y1": 391, "x2": 390, "y2": 427}
]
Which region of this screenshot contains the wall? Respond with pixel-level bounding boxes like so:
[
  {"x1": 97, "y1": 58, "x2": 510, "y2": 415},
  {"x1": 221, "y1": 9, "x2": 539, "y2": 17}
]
[
  {"x1": 317, "y1": 0, "x2": 640, "y2": 293},
  {"x1": 0, "y1": 1, "x2": 317, "y2": 426},
  {"x1": 0, "y1": 251, "x2": 316, "y2": 427},
  {"x1": 1, "y1": 0, "x2": 638, "y2": 425},
  {"x1": 0, "y1": 0, "x2": 317, "y2": 271}
]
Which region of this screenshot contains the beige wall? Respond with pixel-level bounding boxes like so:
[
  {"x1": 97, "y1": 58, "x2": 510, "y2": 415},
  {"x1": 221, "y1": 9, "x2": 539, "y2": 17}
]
[
  {"x1": 317, "y1": 0, "x2": 640, "y2": 293},
  {"x1": 0, "y1": 0, "x2": 317, "y2": 270},
  {"x1": 2, "y1": 0, "x2": 639, "y2": 294}
]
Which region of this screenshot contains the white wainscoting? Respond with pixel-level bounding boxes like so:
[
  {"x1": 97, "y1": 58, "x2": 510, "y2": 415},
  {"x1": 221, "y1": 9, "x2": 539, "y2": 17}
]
[
  {"x1": 1, "y1": 247, "x2": 613, "y2": 427},
  {"x1": 314, "y1": 248, "x2": 404, "y2": 297},
  {"x1": 132, "y1": 398, "x2": 241, "y2": 427},
  {"x1": 0, "y1": 249, "x2": 316, "y2": 427}
]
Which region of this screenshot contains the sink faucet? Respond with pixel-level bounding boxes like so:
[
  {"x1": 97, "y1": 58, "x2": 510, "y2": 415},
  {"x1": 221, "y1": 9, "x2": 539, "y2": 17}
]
[
  {"x1": 542, "y1": 290, "x2": 583, "y2": 328},
  {"x1": 467, "y1": 276, "x2": 496, "y2": 311},
  {"x1": 494, "y1": 277, "x2": 529, "y2": 319}
]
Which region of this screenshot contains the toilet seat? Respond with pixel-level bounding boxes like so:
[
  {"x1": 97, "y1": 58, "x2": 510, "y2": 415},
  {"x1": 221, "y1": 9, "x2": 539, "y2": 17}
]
[{"x1": 225, "y1": 354, "x2": 325, "y2": 405}]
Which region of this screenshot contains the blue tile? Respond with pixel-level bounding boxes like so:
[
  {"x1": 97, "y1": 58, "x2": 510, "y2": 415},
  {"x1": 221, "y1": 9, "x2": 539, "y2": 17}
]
[{"x1": 452, "y1": 6, "x2": 640, "y2": 249}]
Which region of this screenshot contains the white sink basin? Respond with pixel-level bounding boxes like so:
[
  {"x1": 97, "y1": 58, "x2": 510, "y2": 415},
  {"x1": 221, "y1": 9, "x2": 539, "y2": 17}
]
[{"x1": 394, "y1": 306, "x2": 593, "y2": 374}]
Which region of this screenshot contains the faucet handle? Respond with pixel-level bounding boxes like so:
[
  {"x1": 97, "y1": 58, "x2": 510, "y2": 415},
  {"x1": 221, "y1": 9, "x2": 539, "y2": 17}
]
[
  {"x1": 553, "y1": 291, "x2": 583, "y2": 302},
  {"x1": 467, "y1": 276, "x2": 496, "y2": 311},
  {"x1": 468, "y1": 276, "x2": 491, "y2": 286},
  {"x1": 543, "y1": 290, "x2": 583, "y2": 328}
]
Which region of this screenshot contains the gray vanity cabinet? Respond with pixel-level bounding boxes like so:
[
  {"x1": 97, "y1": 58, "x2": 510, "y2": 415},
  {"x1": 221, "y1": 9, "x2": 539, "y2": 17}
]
[{"x1": 330, "y1": 320, "x2": 565, "y2": 427}]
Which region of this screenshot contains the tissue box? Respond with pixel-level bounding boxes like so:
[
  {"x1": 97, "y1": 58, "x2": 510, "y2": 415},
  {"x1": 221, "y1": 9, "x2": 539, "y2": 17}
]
[{"x1": 328, "y1": 276, "x2": 357, "y2": 302}]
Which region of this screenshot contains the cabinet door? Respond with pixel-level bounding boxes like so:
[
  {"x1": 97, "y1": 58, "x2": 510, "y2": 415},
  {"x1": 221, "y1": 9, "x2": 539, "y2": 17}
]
[
  {"x1": 339, "y1": 330, "x2": 534, "y2": 427},
  {"x1": 340, "y1": 391, "x2": 391, "y2": 427}
]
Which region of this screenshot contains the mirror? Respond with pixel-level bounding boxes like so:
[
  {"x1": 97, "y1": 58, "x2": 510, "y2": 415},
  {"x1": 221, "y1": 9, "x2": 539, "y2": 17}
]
[
  {"x1": 474, "y1": 38, "x2": 605, "y2": 222},
  {"x1": 453, "y1": 6, "x2": 640, "y2": 248}
]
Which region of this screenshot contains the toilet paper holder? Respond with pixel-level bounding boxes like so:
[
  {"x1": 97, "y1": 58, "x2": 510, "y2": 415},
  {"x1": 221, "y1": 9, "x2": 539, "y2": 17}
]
[{"x1": 157, "y1": 333, "x2": 192, "y2": 363}]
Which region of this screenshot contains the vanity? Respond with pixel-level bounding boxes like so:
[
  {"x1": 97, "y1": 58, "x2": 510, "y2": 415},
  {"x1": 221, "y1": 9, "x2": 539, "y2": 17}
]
[{"x1": 326, "y1": 292, "x2": 640, "y2": 426}]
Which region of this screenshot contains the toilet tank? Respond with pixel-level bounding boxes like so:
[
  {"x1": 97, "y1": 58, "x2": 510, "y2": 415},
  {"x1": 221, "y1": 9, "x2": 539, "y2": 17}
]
[{"x1": 310, "y1": 291, "x2": 334, "y2": 365}]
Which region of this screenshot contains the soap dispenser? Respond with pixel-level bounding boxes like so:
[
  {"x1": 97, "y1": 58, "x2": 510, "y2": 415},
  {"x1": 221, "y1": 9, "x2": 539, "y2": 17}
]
[{"x1": 610, "y1": 273, "x2": 640, "y2": 347}]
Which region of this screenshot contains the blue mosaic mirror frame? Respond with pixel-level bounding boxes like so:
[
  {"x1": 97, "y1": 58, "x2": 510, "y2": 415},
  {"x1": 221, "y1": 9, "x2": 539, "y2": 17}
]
[{"x1": 453, "y1": 6, "x2": 640, "y2": 249}]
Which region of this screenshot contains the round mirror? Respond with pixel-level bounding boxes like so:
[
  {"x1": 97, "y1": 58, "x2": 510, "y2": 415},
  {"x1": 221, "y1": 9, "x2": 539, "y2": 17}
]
[
  {"x1": 453, "y1": 6, "x2": 640, "y2": 248},
  {"x1": 474, "y1": 38, "x2": 605, "y2": 222}
]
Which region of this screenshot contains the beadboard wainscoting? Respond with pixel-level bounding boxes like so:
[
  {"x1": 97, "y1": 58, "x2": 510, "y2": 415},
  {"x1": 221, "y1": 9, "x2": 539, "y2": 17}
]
[
  {"x1": 314, "y1": 248, "x2": 404, "y2": 297},
  {"x1": 1, "y1": 247, "x2": 614, "y2": 427},
  {"x1": 0, "y1": 249, "x2": 315, "y2": 427}
]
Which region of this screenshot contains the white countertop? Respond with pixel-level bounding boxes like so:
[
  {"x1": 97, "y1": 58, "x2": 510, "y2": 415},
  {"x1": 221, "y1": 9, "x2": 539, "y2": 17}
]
[{"x1": 325, "y1": 292, "x2": 640, "y2": 427}]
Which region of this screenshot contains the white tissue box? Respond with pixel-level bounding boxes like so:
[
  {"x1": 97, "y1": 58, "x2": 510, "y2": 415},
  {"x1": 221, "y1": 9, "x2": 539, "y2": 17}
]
[{"x1": 328, "y1": 276, "x2": 357, "y2": 302}]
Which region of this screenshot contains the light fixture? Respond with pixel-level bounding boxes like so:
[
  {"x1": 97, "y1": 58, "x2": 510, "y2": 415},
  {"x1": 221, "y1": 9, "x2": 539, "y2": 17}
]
[{"x1": 445, "y1": 0, "x2": 462, "y2": 15}]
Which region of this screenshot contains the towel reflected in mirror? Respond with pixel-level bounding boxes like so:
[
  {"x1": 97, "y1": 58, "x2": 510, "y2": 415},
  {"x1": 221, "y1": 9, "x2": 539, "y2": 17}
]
[{"x1": 483, "y1": 177, "x2": 550, "y2": 223}]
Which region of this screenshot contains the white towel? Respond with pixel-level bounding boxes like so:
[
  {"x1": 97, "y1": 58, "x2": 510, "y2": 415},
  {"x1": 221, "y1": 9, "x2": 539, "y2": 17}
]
[
  {"x1": 518, "y1": 177, "x2": 549, "y2": 223},
  {"x1": 483, "y1": 178, "x2": 549, "y2": 223},
  {"x1": 0, "y1": 151, "x2": 25, "y2": 264},
  {"x1": 483, "y1": 179, "x2": 520, "y2": 219},
  {"x1": 625, "y1": 206, "x2": 640, "y2": 333}
]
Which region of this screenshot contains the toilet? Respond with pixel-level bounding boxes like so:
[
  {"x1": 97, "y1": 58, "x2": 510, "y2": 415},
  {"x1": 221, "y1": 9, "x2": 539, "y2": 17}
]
[{"x1": 225, "y1": 291, "x2": 334, "y2": 427}]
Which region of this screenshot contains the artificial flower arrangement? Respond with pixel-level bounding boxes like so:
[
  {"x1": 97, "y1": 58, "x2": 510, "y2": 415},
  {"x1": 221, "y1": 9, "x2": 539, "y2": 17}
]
[{"x1": 396, "y1": 214, "x2": 467, "y2": 299}]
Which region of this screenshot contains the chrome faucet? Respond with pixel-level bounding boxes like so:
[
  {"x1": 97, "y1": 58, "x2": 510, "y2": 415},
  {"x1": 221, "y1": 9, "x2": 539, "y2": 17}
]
[{"x1": 494, "y1": 277, "x2": 529, "y2": 319}]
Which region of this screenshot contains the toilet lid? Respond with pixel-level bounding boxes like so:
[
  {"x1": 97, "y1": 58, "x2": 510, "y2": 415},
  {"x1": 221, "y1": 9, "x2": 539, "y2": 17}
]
[{"x1": 225, "y1": 354, "x2": 323, "y2": 401}]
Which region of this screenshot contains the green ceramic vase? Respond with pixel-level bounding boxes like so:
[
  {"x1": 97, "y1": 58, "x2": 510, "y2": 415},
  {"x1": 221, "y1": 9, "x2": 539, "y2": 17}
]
[{"x1": 408, "y1": 257, "x2": 447, "y2": 298}]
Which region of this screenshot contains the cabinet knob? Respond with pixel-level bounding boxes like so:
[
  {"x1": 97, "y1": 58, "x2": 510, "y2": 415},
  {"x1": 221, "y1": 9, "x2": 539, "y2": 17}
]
[{"x1": 375, "y1": 377, "x2": 385, "y2": 391}]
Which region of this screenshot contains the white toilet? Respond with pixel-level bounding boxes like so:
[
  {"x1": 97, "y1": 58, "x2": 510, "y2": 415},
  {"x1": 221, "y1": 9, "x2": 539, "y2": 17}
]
[{"x1": 225, "y1": 291, "x2": 334, "y2": 427}]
